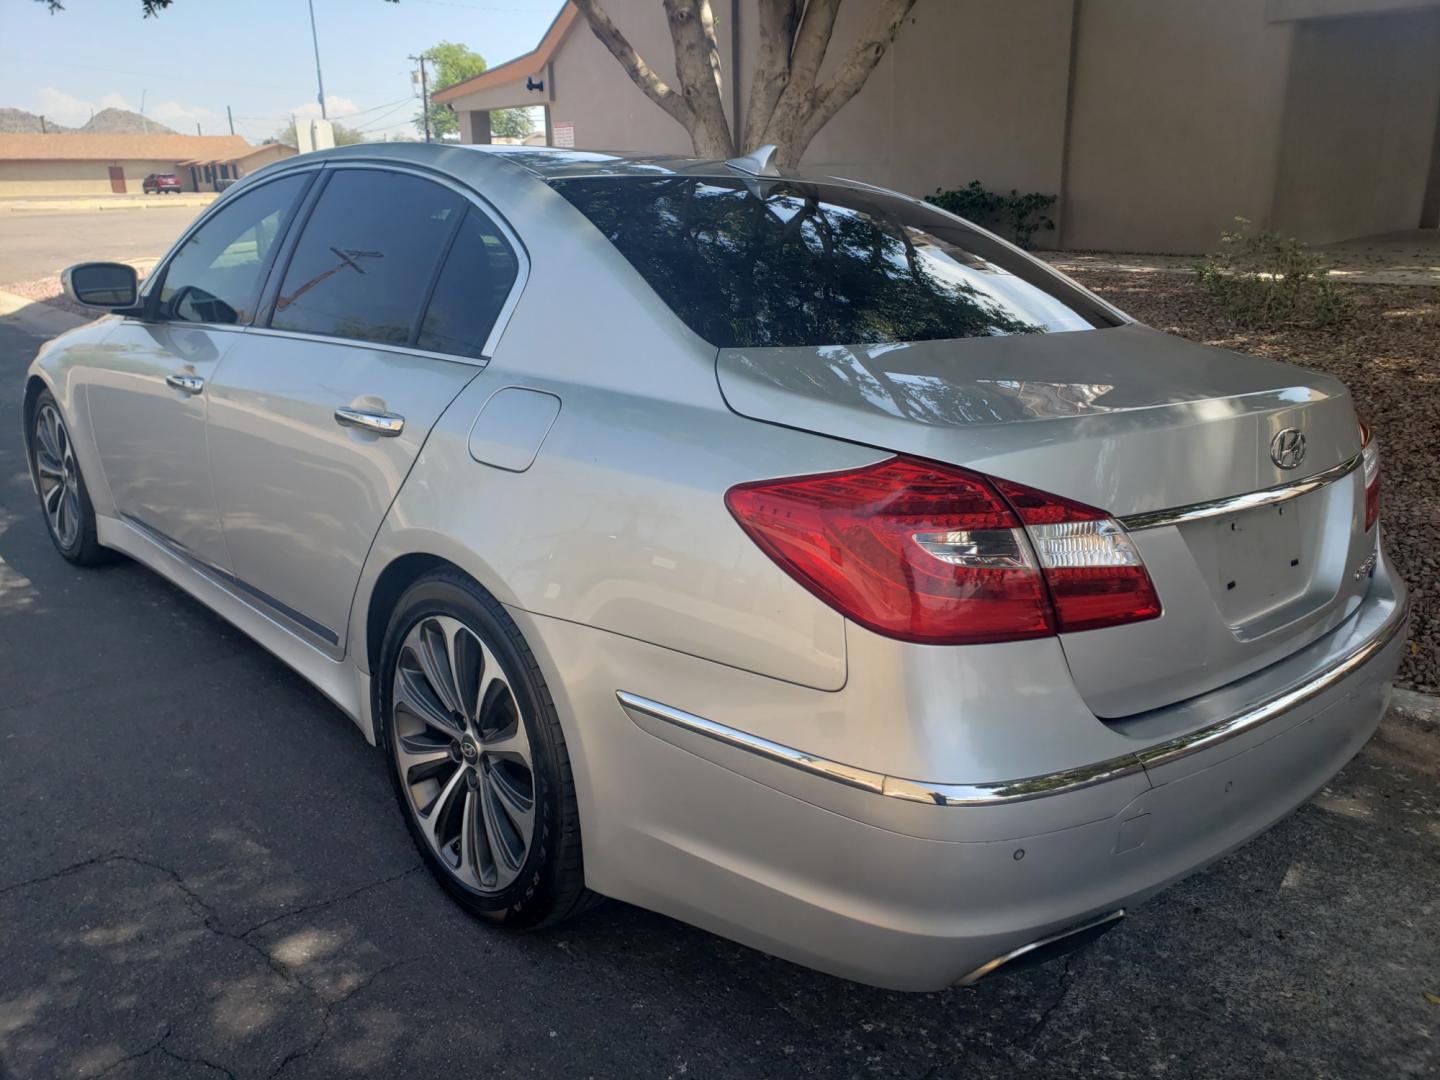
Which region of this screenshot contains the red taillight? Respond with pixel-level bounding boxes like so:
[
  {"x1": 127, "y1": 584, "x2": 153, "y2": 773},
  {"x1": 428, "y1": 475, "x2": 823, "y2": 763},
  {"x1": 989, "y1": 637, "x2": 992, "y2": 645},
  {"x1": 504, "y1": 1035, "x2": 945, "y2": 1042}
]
[
  {"x1": 725, "y1": 456, "x2": 1161, "y2": 645},
  {"x1": 1359, "y1": 418, "x2": 1381, "y2": 532}
]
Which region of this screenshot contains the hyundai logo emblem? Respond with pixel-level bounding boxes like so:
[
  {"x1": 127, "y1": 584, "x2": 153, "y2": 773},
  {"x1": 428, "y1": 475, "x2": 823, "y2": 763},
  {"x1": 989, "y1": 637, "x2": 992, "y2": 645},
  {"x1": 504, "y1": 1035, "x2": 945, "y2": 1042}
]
[{"x1": 1270, "y1": 428, "x2": 1306, "y2": 470}]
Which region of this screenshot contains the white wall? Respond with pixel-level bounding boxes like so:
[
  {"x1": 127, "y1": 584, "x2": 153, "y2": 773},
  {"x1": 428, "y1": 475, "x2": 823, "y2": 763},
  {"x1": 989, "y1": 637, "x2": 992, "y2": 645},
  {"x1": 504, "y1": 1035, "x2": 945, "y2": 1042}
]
[{"x1": 1271, "y1": 6, "x2": 1440, "y2": 242}]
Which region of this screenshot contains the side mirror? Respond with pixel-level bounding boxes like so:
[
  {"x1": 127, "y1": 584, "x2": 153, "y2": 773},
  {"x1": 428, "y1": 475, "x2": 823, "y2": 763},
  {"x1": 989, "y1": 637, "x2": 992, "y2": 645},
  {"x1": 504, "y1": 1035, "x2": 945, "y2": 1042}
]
[
  {"x1": 169, "y1": 285, "x2": 239, "y2": 326},
  {"x1": 61, "y1": 262, "x2": 140, "y2": 310}
]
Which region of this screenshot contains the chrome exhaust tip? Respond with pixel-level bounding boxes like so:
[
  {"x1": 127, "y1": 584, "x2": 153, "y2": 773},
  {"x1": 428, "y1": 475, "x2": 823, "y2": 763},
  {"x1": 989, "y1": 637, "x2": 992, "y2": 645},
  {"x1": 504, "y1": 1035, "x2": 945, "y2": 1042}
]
[{"x1": 957, "y1": 909, "x2": 1125, "y2": 987}]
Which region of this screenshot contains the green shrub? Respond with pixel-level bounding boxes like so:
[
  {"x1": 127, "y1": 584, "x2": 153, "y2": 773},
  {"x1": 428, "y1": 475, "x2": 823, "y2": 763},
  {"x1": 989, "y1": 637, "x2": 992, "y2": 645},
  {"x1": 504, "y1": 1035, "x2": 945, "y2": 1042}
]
[
  {"x1": 925, "y1": 181, "x2": 1056, "y2": 249},
  {"x1": 1194, "y1": 218, "x2": 1348, "y2": 328}
]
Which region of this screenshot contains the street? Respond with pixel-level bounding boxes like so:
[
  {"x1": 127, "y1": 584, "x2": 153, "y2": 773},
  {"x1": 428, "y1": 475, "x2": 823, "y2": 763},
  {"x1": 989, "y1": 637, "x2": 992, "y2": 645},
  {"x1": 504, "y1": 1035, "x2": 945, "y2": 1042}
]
[
  {"x1": 0, "y1": 204, "x2": 204, "y2": 283},
  {"x1": 0, "y1": 231, "x2": 1438, "y2": 1079}
]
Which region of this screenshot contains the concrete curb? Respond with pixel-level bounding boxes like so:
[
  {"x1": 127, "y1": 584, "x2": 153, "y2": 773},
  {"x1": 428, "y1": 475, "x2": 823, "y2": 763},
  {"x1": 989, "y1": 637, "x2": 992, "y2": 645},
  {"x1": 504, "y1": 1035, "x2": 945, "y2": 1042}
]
[
  {"x1": 0, "y1": 290, "x2": 91, "y2": 337},
  {"x1": 1043, "y1": 253, "x2": 1440, "y2": 288},
  {"x1": 1391, "y1": 687, "x2": 1440, "y2": 730}
]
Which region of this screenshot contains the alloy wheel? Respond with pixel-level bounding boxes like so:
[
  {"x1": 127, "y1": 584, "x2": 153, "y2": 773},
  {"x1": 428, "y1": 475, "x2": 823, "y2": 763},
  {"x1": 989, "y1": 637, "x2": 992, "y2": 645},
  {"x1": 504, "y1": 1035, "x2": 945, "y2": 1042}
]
[
  {"x1": 391, "y1": 615, "x2": 537, "y2": 894},
  {"x1": 33, "y1": 403, "x2": 81, "y2": 551}
]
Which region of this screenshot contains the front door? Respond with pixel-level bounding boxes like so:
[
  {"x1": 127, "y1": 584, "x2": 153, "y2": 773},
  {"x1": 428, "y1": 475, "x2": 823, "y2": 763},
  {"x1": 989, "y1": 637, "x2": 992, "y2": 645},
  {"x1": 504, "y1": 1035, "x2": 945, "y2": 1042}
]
[
  {"x1": 87, "y1": 171, "x2": 313, "y2": 569},
  {"x1": 204, "y1": 167, "x2": 521, "y2": 654},
  {"x1": 107, "y1": 166, "x2": 125, "y2": 193}
]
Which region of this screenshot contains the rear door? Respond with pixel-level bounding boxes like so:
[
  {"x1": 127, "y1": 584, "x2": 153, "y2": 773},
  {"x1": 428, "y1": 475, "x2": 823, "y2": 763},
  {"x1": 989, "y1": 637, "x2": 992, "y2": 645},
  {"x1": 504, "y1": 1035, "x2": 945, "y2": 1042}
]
[{"x1": 203, "y1": 165, "x2": 524, "y2": 655}]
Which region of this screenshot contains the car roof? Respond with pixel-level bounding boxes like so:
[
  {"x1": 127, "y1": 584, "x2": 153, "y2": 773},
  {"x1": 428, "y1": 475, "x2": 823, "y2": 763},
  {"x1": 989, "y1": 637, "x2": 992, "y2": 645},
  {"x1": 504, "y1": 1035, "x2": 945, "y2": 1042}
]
[
  {"x1": 292, "y1": 141, "x2": 828, "y2": 185},
  {"x1": 457, "y1": 145, "x2": 751, "y2": 181}
]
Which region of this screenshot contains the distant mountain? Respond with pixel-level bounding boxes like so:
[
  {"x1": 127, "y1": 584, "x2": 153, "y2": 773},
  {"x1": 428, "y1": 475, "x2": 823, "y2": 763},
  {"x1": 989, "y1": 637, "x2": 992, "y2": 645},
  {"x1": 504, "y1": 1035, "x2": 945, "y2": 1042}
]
[
  {"x1": 80, "y1": 108, "x2": 176, "y2": 135},
  {"x1": 0, "y1": 107, "x2": 72, "y2": 134},
  {"x1": 0, "y1": 106, "x2": 176, "y2": 135}
]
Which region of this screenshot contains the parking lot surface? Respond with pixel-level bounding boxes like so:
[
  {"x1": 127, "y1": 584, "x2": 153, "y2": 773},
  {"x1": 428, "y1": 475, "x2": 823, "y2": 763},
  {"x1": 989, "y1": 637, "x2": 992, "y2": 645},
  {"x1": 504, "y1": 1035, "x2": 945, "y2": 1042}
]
[
  {"x1": 0, "y1": 204, "x2": 205, "y2": 284},
  {"x1": 1, "y1": 318, "x2": 1437, "y2": 1078}
]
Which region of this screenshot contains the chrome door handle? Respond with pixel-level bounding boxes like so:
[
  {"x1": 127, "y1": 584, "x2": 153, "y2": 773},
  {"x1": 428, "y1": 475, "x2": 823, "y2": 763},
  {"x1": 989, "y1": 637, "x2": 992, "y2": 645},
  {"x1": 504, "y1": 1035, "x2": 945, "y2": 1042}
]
[
  {"x1": 334, "y1": 405, "x2": 405, "y2": 437},
  {"x1": 165, "y1": 373, "x2": 205, "y2": 395}
]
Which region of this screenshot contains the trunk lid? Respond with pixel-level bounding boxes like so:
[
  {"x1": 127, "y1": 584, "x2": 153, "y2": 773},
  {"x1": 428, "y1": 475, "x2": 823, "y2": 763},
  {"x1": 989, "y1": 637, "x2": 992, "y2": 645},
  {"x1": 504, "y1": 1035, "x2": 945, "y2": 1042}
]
[{"x1": 717, "y1": 322, "x2": 1373, "y2": 716}]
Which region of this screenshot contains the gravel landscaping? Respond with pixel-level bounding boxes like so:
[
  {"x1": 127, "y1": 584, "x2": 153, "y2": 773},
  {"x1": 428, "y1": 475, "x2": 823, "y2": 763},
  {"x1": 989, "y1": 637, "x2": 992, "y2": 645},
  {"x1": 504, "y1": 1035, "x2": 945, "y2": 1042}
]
[{"x1": 1067, "y1": 269, "x2": 1439, "y2": 692}]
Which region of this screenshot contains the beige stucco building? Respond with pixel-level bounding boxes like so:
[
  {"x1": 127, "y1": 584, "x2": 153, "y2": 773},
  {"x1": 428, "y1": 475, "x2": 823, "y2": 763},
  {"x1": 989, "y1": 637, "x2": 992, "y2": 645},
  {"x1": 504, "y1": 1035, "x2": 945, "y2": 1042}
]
[
  {"x1": 0, "y1": 134, "x2": 296, "y2": 196},
  {"x1": 436, "y1": 0, "x2": 1440, "y2": 253}
]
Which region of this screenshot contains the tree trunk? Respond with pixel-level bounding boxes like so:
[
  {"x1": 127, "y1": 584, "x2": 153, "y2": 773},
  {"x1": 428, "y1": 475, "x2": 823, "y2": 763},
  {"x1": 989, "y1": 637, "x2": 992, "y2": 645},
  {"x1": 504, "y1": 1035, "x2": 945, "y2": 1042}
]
[
  {"x1": 662, "y1": 0, "x2": 735, "y2": 157},
  {"x1": 573, "y1": 0, "x2": 918, "y2": 168}
]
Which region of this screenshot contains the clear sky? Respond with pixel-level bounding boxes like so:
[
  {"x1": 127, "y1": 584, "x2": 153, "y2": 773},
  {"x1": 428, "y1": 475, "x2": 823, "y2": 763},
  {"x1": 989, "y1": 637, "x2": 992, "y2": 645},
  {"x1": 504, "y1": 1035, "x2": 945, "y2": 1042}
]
[{"x1": 0, "y1": 0, "x2": 564, "y2": 142}]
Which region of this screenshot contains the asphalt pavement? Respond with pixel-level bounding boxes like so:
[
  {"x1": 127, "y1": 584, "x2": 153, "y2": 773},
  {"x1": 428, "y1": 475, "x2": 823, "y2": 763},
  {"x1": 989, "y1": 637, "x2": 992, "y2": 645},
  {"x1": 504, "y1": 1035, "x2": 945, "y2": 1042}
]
[
  {"x1": 0, "y1": 318, "x2": 1438, "y2": 1079},
  {"x1": 0, "y1": 204, "x2": 205, "y2": 283}
]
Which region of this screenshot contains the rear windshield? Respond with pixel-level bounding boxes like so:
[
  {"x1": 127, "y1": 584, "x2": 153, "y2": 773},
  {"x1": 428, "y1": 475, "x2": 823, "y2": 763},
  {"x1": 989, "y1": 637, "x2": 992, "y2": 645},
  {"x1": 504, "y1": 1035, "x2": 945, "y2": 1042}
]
[{"x1": 551, "y1": 176, "x2": 1120, "y2": 349}]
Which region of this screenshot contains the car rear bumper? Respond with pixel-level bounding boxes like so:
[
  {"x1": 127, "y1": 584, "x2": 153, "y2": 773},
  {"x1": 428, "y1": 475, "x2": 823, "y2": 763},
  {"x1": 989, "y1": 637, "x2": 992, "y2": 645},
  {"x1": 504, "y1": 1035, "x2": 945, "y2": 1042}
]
[{"x1": 525, "y1": 553, "x2": 1407, "y2": 991}]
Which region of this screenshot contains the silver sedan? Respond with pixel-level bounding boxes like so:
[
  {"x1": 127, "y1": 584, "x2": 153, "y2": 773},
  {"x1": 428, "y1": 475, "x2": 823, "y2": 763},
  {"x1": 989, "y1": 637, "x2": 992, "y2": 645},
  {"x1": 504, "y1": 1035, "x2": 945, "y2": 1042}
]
[{"x1": 24, "y1": 143, "x2": 1405, "y2": 991}]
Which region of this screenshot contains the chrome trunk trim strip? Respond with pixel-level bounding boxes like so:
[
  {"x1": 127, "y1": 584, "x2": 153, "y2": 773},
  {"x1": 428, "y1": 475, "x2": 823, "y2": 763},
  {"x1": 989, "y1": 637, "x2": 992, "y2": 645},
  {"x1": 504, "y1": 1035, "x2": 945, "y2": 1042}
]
[
  {"x1": 1118, "y1": 453, "x2": 1362, "y2": 531},
  {"x1": 618, "y1": 589, "x2": 1407, "y2": 807}
]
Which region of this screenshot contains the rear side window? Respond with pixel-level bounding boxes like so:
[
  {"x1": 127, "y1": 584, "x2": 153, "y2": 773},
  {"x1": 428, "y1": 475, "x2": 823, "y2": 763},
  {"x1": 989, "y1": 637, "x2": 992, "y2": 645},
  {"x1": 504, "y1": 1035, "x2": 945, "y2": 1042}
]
[
  {"x1": 271, "y1": 169, "x2": 465, "y2": 346},
  {"x1": 552, "y1": 177, "x2": 1120, "y2": 348},
  {"x1": 157, "y1": 173, "x2": 308, "y2": 324},
  {"x1": 417, "y1": 205, "x2": 520, "y2": 357}
]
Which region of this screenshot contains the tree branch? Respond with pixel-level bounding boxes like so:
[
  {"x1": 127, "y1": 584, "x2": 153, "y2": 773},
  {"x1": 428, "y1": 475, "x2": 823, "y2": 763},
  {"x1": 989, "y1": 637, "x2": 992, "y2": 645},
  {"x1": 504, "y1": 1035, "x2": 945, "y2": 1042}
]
[
  {"x1": 740, "y1": 0, "x2": 802, "y2": 152},
  {"x1": 788, "y1": 0, "x2": 843, "y2": 93},
  {"x1": 759, "y1": 0, "x2": 846, "y2": 164},
  {"x1": 662, "y1": 0, "x2": 735, "y2": 156},
  {"x1": 796, "y1": 0, "x2": 918, "y2": 151},
  {"x1": 572, "y1": 0, "x2": 694, "y2": 130}
]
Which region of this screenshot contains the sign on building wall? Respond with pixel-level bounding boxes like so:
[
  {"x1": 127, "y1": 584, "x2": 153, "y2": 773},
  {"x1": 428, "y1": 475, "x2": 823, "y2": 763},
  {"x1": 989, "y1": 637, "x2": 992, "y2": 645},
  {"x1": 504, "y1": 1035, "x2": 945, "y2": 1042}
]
[{"x1": 552, "y1": 121, "x2": 575, "y2": 149}]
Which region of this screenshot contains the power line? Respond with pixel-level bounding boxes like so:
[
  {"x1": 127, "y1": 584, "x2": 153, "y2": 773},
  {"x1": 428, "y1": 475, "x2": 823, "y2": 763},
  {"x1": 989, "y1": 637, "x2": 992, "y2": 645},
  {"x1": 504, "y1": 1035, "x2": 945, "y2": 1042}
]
[
  {"x1": 353, "y1": 100, "x2": 418, "y2": 133},
  {"x1": 406, "y1": 1, "x2": 544, "y2": 10}
]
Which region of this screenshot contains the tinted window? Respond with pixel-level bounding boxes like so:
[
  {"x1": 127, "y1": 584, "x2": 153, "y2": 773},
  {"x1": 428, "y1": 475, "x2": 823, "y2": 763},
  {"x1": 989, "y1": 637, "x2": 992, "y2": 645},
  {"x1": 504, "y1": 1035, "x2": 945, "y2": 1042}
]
[
  {"x1": 271, "y1": 169, "x2": 464, "y2": 346},
  {"x1": 157, "y1": 173, "x2": 308, "y2": 324},
  {"x1": 416, "y1": 206, "x2": 520, "y2": 357},
  {"x1": 553, "y1": 177, "x2": 1120, "y2": 348}
]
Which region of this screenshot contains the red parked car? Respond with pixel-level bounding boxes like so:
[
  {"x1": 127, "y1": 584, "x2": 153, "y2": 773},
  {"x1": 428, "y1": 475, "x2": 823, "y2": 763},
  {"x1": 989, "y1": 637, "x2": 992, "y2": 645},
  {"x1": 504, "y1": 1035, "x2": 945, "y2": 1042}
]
[{"x1": 142, "y1": 173, "x2": 183, "y2": 194}]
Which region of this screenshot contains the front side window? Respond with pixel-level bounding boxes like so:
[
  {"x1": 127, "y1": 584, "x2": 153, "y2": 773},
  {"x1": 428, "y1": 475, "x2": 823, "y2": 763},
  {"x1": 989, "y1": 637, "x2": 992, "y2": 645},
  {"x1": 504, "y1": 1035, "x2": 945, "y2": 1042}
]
[
  {"x1": 157, "y1": 173, "x2": 309, "y2": 325},
  {"x1": 553, "y1": 177, "x2": 1121, "y2": 348},
  {"x1": 271, "y1": 169, "x2": 465, "y2": 346}
]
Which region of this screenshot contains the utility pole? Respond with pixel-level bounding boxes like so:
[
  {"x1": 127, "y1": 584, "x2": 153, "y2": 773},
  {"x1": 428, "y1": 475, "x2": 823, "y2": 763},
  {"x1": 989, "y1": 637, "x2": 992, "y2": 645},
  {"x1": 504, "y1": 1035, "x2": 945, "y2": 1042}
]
[
  {"x1": 408, "y1": 53, "x2": 432, "y2": 143},
  {"x1": 227, "y1": 105, "x2": 235, "y2": 135},
  {"x1": 139, "y1": 89, "x2": 149, "y2": 134},
  {"x1": 307, "y1": 0, "x2": 328, "y2": 118},
  {"x1": 39, "y1": 114, "x2": 47, "y2": 133},
  {"x1": 196, "y1": 122, "x2": 202, "y2": 136}
]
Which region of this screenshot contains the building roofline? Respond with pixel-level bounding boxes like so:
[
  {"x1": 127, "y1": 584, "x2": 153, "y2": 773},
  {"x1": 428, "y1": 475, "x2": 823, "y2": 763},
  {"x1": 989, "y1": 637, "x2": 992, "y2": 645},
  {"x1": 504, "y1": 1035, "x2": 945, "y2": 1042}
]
[
  {"x1": 432, "y1": 2, "x2": 577, "y2": 105},
  {"x1": 0, "y1": 132, "x2": 252, "y2": 162}
]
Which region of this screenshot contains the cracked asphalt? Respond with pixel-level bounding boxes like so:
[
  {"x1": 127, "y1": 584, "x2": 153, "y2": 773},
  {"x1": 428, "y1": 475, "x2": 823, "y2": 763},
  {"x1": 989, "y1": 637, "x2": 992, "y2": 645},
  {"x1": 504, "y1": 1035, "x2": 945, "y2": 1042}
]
[{"x1": 1, "y1": 317, "x2": 1438, "y2": 1079}]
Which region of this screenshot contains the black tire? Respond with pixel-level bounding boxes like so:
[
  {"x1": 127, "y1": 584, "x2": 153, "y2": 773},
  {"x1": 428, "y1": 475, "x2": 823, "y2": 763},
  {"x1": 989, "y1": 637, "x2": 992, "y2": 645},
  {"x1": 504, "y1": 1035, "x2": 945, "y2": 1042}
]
[
  {"x1": 28, "y1": 389, "x2": 110, "y2": 566},
  {"x1": 377, "y1": 568, "x2": 599, "y2": 929}
]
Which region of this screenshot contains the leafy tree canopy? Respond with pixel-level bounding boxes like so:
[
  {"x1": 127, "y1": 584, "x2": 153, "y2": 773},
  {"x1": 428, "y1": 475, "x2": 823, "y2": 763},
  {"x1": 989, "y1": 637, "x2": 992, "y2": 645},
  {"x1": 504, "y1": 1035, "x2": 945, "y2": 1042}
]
[
  {"x1": 272, "y1": 118, "x2": 367, "y2": 149},
  {"x1": 418, "y1": 41, "x2": 534, "y2": 141}
]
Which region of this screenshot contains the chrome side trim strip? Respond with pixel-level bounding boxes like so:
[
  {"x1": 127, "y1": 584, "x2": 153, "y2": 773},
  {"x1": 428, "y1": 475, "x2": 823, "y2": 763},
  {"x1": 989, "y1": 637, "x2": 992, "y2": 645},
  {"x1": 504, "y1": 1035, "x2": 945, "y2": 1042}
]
[
  {"x1": 1119, "y1": 453, "x2": 1362, "y2": 531},
  {"x1": 617, "y1": 692, "x2": 886, "y2": 795},
  {"x1": 617, "y1": 591, "x2": 1407, "y2": 807}
]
